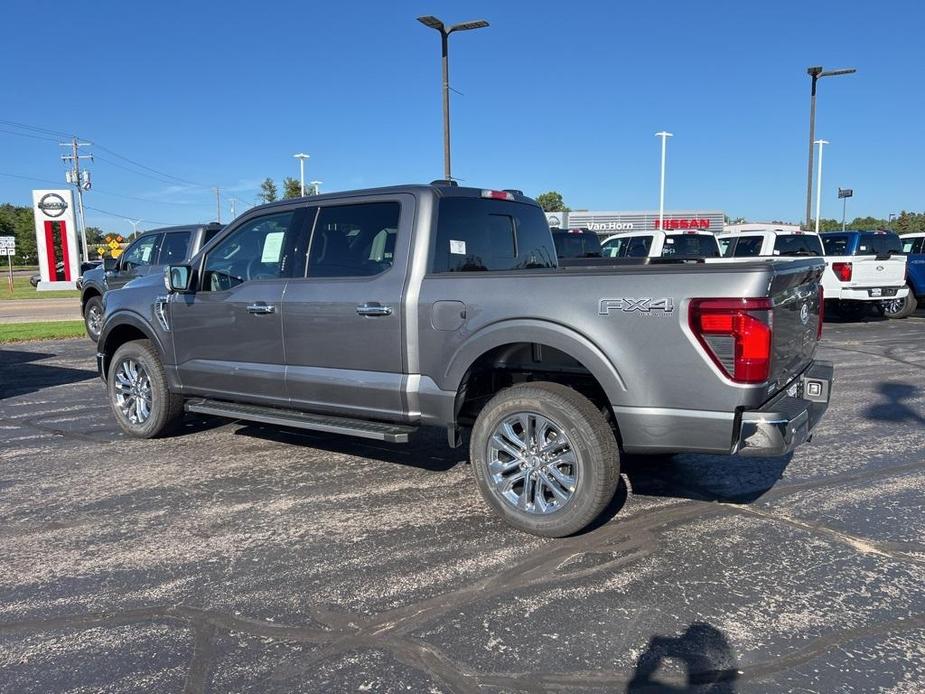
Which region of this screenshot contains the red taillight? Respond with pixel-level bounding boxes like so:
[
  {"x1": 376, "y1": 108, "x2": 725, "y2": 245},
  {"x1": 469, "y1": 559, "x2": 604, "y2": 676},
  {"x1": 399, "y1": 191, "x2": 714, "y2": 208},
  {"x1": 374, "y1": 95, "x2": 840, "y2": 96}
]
[
  {"x1": 689, "y1": 298, "x2": 772, "y2": 384},
  {"x1": 817, "y1": 285, "x2": 824, "y2": 340},
  {"x1": 832, "y1": 261, "x2": 852, "y2": 282},
  {"x1": 481, "y1": 189, "x2": 514, "y2": 201}
]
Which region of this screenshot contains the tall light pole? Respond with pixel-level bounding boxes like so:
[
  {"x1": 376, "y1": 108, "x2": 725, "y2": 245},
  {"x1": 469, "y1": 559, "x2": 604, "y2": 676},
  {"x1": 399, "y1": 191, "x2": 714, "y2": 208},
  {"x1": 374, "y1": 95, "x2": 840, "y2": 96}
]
[
  {"x1": 293, "y1": 153, "x2": 310, "y2": 196},
  {"x1": 814, "y1": 139, "x2": 829, "y2": 234},
  {"x1": 309, "y1": 180, "x2": 323, "y2": 196},
  {"x1": 655, "y1": 131, "x2": 673, "y2": 231},
  {"x1": 127, "y1": 219, "x2": 142, "y2": 239},
  {"x1": 417, "y1": 15, "x2": 489, "y2": 181},
  {"x1": 804, "y1": 66, "x2": 856, "y2": 229}
]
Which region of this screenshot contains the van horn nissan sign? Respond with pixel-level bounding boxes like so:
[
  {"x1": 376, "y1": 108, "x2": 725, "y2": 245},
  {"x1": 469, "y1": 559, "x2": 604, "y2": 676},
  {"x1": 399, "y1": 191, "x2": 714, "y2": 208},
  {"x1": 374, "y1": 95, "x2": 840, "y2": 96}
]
[{"x1": 546, "y1": 210, "x2": 724, "y2": 235}]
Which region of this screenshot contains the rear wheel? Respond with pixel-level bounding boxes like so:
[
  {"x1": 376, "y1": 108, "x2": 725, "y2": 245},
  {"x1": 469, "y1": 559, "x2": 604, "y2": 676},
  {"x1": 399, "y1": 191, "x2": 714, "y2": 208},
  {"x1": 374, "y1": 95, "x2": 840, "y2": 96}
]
[
  {"x1": 882, "y1": 289, "x2": 917, "y2": 319},
  {"x1": 470, "y1": 382, "x2": 620, "y2": 537},
  {"x1": 108, "y1": 339, "x2": 183, "y2": 438},
  {"x1": 83, "y1": 295, "x2": 104, "y2": 341}
]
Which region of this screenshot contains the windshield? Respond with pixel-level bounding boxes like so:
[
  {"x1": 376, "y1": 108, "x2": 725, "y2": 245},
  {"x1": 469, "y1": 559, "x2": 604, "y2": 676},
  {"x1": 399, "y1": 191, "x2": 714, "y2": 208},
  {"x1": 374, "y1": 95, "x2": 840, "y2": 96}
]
[
  {"x1": 773, "y1": 234, "x2": 824, "y2": 256},
  {"x1": 552, "y1": 232, "x2": 603, "y2": 258},
  {"x1": 662, "y1": 234, "x2": 720, "y2": 258}
]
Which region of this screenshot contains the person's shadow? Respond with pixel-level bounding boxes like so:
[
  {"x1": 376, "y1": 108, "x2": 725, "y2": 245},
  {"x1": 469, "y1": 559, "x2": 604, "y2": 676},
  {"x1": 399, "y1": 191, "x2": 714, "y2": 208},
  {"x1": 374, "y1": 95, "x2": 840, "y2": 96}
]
[
  {"x1": 864, "y1": 382, "x2": 925, "y2": 426},
  {"x1": 627, "y1": 622, "x2": 739, "y2": 693}
]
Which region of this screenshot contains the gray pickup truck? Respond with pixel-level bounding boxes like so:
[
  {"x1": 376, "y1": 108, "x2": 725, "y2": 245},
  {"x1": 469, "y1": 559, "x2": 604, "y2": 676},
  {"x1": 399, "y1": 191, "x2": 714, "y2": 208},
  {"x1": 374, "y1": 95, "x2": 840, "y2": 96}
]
[
  {"x1": 80, "y1": 223, "x2": 222, "y2": 341},
  {"x1": 97, "y1": 183, "x2": 832, "y2": 536}
]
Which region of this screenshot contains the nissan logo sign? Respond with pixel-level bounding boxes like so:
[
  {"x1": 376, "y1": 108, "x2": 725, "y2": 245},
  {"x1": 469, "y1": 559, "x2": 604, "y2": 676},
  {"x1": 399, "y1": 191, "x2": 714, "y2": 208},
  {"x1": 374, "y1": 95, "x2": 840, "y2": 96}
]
[
  {"x1": 547, "y1": 215, "x2": 561, "y2": 227},
  {"x1": 37, "y1": 193, "x2": 68, "y2": 218}
]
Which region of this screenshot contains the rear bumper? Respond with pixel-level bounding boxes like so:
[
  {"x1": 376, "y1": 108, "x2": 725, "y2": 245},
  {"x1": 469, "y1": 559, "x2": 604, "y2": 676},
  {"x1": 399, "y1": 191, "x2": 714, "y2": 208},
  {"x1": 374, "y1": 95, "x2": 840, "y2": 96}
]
[
  {"x1": 734, "y1": 360, "x2": 833, "y2": 457},
  {"x1": 832, "y1": 285, "x2": 909, "y2": 301}
]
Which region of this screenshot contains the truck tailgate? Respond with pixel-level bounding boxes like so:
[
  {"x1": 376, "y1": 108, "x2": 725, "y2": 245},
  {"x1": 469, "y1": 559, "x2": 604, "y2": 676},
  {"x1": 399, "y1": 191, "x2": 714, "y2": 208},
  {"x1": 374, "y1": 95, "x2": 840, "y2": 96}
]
[
  {"x1": 768, "y1": 260, "x2": 824, "y2": 394},
  {"x1": 841, "y1": 256, "x2": 907, "y2": 288}
]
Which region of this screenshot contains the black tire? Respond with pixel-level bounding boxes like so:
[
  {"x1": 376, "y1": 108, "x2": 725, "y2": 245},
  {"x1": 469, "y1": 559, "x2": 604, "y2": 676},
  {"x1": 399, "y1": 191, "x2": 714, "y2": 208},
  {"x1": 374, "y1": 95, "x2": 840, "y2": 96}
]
[
  {"x1": 882, "y1": 288, "x2": 918, "y2": 319},
  {"x1": 83, "y1": 295, "x2": 104, "y2": 342},
  {"x1": 107, "y1": 339, "x2": 183, "y2": 438},
  {"x1": 470, "y1": 381, "x2": 620, "y2": 537}
]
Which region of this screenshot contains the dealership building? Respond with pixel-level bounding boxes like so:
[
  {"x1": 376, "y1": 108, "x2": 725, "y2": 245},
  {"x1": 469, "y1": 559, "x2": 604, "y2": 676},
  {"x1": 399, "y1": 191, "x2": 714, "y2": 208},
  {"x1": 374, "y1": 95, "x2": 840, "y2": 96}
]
[{"x1": 545, "y1": 210, "x2": 725, "y2": 236}]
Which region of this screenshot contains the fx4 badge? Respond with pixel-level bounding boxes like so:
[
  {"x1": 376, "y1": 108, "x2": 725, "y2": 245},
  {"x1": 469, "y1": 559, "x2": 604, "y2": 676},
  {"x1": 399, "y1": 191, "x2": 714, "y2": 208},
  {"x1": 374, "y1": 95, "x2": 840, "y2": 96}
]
[{"x1": 599, "y1": 298, "x2": 675, "y2": 315}]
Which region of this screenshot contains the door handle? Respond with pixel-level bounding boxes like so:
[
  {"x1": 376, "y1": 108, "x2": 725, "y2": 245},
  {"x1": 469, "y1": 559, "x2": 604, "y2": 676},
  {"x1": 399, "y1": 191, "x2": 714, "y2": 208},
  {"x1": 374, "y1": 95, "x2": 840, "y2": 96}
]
[
  {"x1": 356, "y1": 302, "x2": 392, "y2": 317},
  {"x1": 246, "y1": 302, "x2": 276, "y2": 315}
]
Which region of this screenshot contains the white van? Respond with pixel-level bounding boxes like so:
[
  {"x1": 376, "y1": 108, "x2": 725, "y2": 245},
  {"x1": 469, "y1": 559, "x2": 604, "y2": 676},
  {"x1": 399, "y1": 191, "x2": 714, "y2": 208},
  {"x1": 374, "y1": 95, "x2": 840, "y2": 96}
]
[{"x1": 601, "y1": 230, "x2": 721, "y2": 259}]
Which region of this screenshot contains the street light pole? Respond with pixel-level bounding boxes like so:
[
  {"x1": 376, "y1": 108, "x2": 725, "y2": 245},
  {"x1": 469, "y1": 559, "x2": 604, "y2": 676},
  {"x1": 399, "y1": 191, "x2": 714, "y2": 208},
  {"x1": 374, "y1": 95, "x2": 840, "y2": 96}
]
[
  {"x1": 128, "y1": 219, "x2": 142, "y2": 239},
  {"x1": 814, "y1": 139, "x2": 829, "y2": 234},
  {"x1": 293, "y1": 153, "x2": 310, "y2": 196},
  {"x1": 804, "y1": 66, "x2": 856, "y2": 229},
  {"x1": 309, "y1": 180, "x2": 322, "y2": 196},
  {"x1": 417, "y1": 15, "x2": 489, "y2": 181},
  {"x1": 655, "y1": 131, "x2": 673, "y2": 231}
]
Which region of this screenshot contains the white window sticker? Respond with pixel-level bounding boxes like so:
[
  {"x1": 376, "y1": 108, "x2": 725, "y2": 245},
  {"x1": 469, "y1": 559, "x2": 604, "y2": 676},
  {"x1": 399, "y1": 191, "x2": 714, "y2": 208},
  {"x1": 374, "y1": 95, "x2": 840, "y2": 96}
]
[
  {"x1": 261, "y1": 231, "x2": 284, "y2": 262},
  {"x1": 450, "y1": 239, "x2": 466, "y2": 255}
]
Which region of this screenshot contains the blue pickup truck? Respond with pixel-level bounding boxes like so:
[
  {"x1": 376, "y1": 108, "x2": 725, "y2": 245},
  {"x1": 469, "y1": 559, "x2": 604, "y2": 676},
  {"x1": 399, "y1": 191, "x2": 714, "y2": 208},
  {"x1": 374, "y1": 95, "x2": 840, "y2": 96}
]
[{"x1": 883, "y1": 233, "x2": 925, "y2": 318}]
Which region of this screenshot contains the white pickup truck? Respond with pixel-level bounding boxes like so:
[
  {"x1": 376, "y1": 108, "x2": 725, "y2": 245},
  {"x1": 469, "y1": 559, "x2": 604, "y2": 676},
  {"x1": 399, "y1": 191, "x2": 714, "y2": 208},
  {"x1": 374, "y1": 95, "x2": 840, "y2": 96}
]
[
  {"x1": 601, "y1": 229, "x2": 721, "y2": 258},
  {"x1": 819, "y1": 231, "x2": 908, "y2": 319},
  {"x1": 717, "y1": 228, "x2": 825, "y2": 260}
]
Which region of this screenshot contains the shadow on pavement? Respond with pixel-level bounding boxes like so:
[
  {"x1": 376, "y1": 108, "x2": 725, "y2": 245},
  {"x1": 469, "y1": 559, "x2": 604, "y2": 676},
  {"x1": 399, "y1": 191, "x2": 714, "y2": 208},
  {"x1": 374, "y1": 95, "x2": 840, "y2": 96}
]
[
  {"x1": 627, "y1": 622, "x2": 740, "y2": 693},
  {"x1": 232, "y1": 423, "x2": 467, "y2": 472},
  {"x1": 863, "y1": 381, "x2": 925, "y2": 425},
  {"x1": 622, "y1": 452, "x2": 793, "y2": 505},
  {"x1": 0, "y1": 348, "x2": 96, "y2": 400}
]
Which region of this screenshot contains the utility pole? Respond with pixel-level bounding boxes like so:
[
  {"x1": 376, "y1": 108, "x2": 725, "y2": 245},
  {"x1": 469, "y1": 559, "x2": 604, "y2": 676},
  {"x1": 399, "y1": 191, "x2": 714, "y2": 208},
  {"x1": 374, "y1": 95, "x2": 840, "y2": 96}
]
[
  {"x1": 214, "y1": 187, "x2": 221, "y2": 223},
  {"x1": 60, "y1": 137, "x2": 93, "y2": 261},
  {"x1": 229, "y1": 197, "x2": 236, "y2": 219}
]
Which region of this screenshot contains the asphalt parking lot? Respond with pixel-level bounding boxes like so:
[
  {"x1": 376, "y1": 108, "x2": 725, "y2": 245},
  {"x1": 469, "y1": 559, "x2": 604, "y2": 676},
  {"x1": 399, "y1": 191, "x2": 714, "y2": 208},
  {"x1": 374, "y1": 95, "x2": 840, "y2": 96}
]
[{"x1": 1, "y1": 315, "x2": 924, "y2": 693}]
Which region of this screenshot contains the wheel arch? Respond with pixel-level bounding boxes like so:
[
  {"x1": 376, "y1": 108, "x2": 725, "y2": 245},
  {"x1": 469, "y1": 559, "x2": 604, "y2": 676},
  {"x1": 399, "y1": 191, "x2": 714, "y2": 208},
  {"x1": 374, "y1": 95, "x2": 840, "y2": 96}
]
[{"x1": 98, "y1": 312, "x2": 167, "y2": 379}]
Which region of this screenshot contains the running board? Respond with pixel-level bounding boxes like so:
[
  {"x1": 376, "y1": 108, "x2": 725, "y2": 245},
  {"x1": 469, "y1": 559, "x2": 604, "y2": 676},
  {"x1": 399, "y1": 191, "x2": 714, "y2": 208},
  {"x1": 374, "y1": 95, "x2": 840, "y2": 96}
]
[{"x1": 185, "y1": 399, "x2": 417, "y2": 443}]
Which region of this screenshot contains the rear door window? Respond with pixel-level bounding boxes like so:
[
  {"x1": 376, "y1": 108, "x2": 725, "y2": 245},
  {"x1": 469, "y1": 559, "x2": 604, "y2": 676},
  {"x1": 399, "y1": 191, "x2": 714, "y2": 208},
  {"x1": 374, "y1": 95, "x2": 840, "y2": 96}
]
[
  {"x1": 433, "y1": 198, "x2": 556, "y2": 272},
  {"x1": 773, "y1": 234, "x2": 823, "y2": 256},
  {"x1": 732, "y1": 236, "x2": 763, "y2": 257},
  {"x1": 307, "y1": 202, "x2": 400, "y2": 277},
  {"x1": 625, "y1": 236, "x2": 652, "y2": 258},
  {"x1": 158, "y1": 231, "x2": 191, "y2": 264}
]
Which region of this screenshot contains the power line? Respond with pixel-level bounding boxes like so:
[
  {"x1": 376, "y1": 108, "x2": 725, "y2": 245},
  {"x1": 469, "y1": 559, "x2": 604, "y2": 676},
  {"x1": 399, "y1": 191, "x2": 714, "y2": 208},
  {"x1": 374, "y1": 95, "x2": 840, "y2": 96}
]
[
  {"x1": 84, "y1": 204, "x2": 177, "y2": 227},
  {"x1": 0, "y1": 119, "x2": 74, "y2": 139},
  {"x1": 0, "y1": 128, "x2": 60, "y2": 143},
  {"x1": 92, "y1": 143, "x2": 208, "y2": 188}
]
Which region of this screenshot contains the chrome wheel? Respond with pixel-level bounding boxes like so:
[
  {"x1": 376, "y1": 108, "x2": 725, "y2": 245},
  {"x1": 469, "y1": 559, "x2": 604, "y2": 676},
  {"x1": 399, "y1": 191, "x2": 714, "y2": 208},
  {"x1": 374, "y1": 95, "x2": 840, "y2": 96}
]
[
  {"x1": 86, "y1": 304, "x2": 103, "y2": 338},
  {"x1": 487, "y1": 412, "x2": 580, "y2": 515},
  {"x1": 113, "y1": 358, "x2": 153, "y2": 425},
  {"x1": 882, "y1": 297, "x2": 906, "y2": 316}
]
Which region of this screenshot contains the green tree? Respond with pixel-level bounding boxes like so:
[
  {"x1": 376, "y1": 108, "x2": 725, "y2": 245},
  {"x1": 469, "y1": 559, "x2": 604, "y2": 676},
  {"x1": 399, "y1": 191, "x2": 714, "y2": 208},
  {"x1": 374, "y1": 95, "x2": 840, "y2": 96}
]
[
  {"x1": 535, "y1": 191, "x2": 568, "y2": 212},
  {"x1": 282, "y1": 177, "x2": 302, "y2": 199},
  {"x1": 259, "y1": 177, "x2": 278, "y2": 204},
  {"x1": 84, "y1": 226, "x2": 106, "y2": 246},
  {"x1": 0, "y1": 203, "x2": 37, "y2": 264}
]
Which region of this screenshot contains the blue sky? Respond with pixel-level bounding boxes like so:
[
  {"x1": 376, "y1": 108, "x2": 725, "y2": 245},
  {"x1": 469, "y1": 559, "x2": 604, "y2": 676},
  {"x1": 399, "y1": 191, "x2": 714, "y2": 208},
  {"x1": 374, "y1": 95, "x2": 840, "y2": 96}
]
[{"x1": 1, "y1": 0, "x2": 922, "y2": 232}]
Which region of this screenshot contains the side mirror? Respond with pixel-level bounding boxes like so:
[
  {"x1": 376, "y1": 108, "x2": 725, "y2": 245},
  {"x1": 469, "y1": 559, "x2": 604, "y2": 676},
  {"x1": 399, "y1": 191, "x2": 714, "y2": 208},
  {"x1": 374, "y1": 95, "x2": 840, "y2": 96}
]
[
  {"x1": 165, "y1": 265, "x2": 192, "y2": 293},
  {"x1": 103, "y1": 256, "x2": 120, "y2": 272}
]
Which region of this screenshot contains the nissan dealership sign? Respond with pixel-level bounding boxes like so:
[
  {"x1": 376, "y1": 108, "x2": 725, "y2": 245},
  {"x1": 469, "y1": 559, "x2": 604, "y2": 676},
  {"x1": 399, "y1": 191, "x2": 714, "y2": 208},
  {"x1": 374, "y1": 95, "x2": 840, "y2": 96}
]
[{"x1": 546, "y1": 210, "x2": 724, "y2": 235}]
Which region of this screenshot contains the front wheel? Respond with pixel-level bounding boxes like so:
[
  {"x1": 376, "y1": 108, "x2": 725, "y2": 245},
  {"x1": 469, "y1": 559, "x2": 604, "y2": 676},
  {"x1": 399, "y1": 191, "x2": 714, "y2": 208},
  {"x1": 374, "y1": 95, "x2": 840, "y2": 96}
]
[
  {"x1": 882, "y1": 289, "x2": 918, "y2": 319},
  {"x1": 83, "y1": 295, "x2": 104, "y2": 341},
  {"x1": 469, "y1": 382, "x2": 620, "y2": 537},
  {"x1": 107, "y1": 339, "x2": 183, "y2": 438}
]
